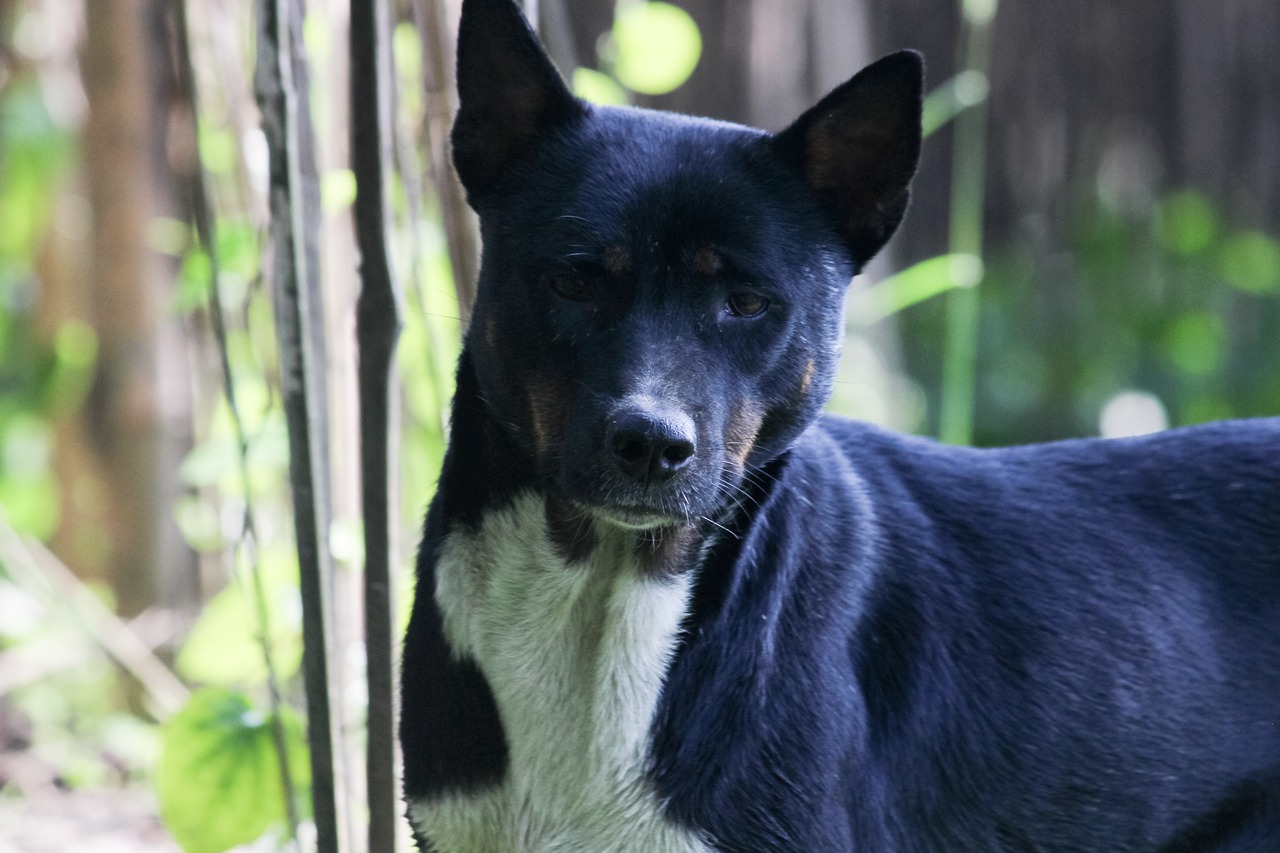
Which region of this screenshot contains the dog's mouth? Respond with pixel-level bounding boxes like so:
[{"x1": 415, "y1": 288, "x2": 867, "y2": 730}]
[
  {"x1": 554, "y1": 461, "x2": 739, "y2": 534},
  {"x1": 585, "y1": 502, "x2": 690, "y2": 531}
]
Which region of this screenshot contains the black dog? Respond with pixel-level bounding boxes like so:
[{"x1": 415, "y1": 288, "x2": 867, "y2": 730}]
[{"x1": 400, "y1": 1, "x2": 1280, "y2": 849}]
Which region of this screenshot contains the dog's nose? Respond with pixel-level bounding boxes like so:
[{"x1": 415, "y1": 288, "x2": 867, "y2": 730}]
[{"x1": 608, "y1": 408, "x2": 697, "y2": 483}]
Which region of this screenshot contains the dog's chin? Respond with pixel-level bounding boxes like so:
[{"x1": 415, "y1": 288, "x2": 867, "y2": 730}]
[
  {"x1": 557, "y1": 486, "x2": 701, "y2": 531},
  {"x1": 586, "y1": 504, "x2": 689, "y2": 532},
  {"x1": 552, "y1": 462, "x2": 729, "y2": 533}
]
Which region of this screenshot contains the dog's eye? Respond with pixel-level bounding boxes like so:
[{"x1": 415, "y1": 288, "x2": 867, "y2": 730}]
[
  {"x1": 726, "y1": 292, "x2": 770, "y2": 318},
  {"x1": 544, "y1": 270, "x2": 601, "y2": 302}
]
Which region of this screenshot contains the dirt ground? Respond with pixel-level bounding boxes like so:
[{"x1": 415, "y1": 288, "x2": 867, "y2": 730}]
[{"x1": 0, "y1": 787, "x2": 178, "y2": 853}]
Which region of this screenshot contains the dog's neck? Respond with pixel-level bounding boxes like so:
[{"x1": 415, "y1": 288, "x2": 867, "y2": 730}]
[{"x1": 416, "y1": 491, "x2": 712, "y2": 852}]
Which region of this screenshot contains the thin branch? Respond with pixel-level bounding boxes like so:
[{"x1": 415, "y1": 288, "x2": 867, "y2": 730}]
[
  {"x1": 0, "y1": 637, "x2": 89, "y2": 698},
  {"x1": 0, "y1": 513, "x2": 189, "y2": 720},
  {"x1": 172, "y1": 0, "x2": 301, "y2": 841},
  {"x1": 255, "y1": 0, "x2": 346, "y2": 850}
]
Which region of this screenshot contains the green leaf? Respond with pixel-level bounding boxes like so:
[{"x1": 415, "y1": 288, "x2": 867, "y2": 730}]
[
  {"x1": 173, "y1": 248, "x2": 212, "y2": 315},
  {"x1": 173, "y1": 495, "x2": 223, "y2": 553},
  {"x1": 216, "y1": 220, "x2": 261, "y2": 282},
  {"x1": 0, "y1": 475, "x2": 59, "y2": 540},
  {"x1": 1154, "y1": 190, "x2": 1218, "y2": 256},
  {"x1": 1162, "y1": 312, "x2": 1224, "y2": 376},
  {"x1": 175, "y1": 553, "x2": 302, "y2": 687},
  {"x1": 157, "y1": 688, "x2": 308, "y2": 853},
  {"x1": 848, "y1": 253, "x2": 983, "y2": 324},
  {"x1": 392, "y1": 22, "x2": 422, "y2": 82},
  {"x1": 0, "y1": 81, "x2": 76, "y2": 260},
  {"x1": 302, "y1": 13, "x2": 332, "y2": 64},
  {"x1": 148, "y1": 216, "x2": 192, "y2": 257},
  {"x1": 611, "y1": 2, "x2": 701, "y2": 95},
  {"x1": 44, "y1": 319, "x2": 97, "y2": 412},
  {"x1": 0, "y1": 415, "x2": 59, "y2": 538},
  {"x1": 572, "y1": 67, "x2": 629, "y2": 106},
  {"x1": 198, "y1": 125, "x2": 237, "y2": 176},
  {"x1": 321, "y1": 168, "x2": 357, "y2": 214},
  {"x1": 1181, "y1": 395, "x2": 1234, "y2": 426},
  {"x1": 393, "y1": 22, "x2": 425, "y2": 119},
  {"x1": 179, "y1": 434, "x2": 239, "y2": 489},
  {"x1": 1218, "y1": 231, "x2": 1280, "y2": 294},
  {"x1": 55, "y1": 319, "x2": 97, "y2": 371}
]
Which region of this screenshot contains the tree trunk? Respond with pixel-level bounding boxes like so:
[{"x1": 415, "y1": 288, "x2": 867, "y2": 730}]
[{"x1": 77, "y1": 0, "x2": 194, "y2": 622}]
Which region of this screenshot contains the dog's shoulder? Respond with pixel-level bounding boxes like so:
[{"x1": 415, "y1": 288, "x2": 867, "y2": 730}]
[{"x1": 652, "y1": 416, "x2": 1280, "y2": 850}]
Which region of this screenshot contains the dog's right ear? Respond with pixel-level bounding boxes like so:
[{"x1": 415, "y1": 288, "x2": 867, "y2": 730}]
[{"x1": 452, "y1": 0, "x2": 583, "y2": 199}]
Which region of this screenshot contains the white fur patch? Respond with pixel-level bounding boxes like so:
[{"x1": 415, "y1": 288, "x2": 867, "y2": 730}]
[{"x1": 407, "y1": 493, "x2": 714, "y2": 853}]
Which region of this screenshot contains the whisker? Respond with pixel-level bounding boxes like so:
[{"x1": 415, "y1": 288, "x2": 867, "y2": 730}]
[{"x1": 699, "y1": 514, "x2": 739, "y2": 539}]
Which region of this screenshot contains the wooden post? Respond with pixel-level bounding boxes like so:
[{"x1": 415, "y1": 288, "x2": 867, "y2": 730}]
[{"x1": 350, "y1": 0, "x2": 404, "y2": 851}]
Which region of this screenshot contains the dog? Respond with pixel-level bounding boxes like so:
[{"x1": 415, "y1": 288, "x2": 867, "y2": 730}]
[{"x1": 399, "y1": 1, "x2": 1280, "y2": 849}]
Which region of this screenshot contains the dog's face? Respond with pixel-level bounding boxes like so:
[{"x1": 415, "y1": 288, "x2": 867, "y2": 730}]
[{"x1": 452, "y1": 0, "x2": 921, "y2": 532}]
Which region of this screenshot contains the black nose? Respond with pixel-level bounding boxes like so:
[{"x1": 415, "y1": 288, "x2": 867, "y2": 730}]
[{"x1": 608, "y1": 408, "x2": 697, "y2": 483}]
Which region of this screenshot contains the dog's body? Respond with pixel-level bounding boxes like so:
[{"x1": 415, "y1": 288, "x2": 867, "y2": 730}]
[{"x1": 400, "y1": 1, "x2": 1280, "y2": 850}]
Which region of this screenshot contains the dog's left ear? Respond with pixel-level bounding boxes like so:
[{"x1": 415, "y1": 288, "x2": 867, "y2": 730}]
[{"x1": 773, "y1": 50, "x2": 923, "y2": 265}]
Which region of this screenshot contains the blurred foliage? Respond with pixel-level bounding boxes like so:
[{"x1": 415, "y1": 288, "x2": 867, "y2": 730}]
[
  {"x1": 608, "y1": 2, "x2": 701, "y2": 95},
  {"x1": 175, "y1": 545, "x2": 303, "y2": 688},
  {"x1": 848, "y1": 253, "x2": 981, "y2": 324},
  {"x1": 574, "y1": 1, "x2": 701, "y2": 103},
  {"x1": 0, "y1": 572, "x2": 159, "y2": 791},
  {"x1": 139, "y1": 10, "x2": 462, "y2": 848},
  {"x1": 892, "y1": 185, "x2": 1280, "y2": 442},
  {"x1": 0, "y1": 73, "x2": 78, "y2": 541}
]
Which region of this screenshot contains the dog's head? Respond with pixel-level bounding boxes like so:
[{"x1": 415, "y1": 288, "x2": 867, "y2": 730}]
[{"x1": 452, "y1": 0, "x2": 921, "y2": 532}]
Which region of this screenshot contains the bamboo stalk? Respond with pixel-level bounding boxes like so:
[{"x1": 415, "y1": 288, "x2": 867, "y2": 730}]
[
  {"x1": 938, "y1": 0, "x2": 997, "y2": 445},
  {"x1": 350, "y1": 1, "x2": 404, "y2": 851},
  {"x1": 254, "y1": 0, "x2": 346, "y2": 850}
]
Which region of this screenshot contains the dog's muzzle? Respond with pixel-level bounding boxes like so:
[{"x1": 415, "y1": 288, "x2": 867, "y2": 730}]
[{"x1": 607, "y1": 405, "x2": 697, "y2": 485}]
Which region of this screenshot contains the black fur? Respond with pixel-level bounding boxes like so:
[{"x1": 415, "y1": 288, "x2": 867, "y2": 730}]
[{"x1": 400, "y1": 1, "x2": 1280, "y2": 849}]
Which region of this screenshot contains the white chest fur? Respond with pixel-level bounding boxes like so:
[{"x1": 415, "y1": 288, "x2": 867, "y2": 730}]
[{"x1": 406, "y1": 493, "x2": 714, "y2": 853}]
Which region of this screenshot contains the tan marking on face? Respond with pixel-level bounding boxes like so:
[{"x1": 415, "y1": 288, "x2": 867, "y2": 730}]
[
  {"x1": 693, "y1": 247, "x2": 723, "y2": 277},
  {"x1": 603, "y1": 245, "x2": 631, "y2": 277},
  {"x1": 724, "y1": 400, "x2": 766, "y2": 468},
  {"x1": 527, "y1": 382, "x2": 570, "y2": 459},
  {"x1": 798, "y1": 359, "x2": 816, "y2": 398}
]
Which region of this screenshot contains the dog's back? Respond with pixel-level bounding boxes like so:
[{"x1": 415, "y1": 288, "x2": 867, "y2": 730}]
[
  {"x1": 400, "y1": 1, "x2": 1280, "y2": 850},
  {"x1": 652, "y1": 416, "x2": 1280, "y2": 850}
]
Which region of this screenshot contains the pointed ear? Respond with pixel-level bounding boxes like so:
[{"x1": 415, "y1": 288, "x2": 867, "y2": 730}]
[
  {"x1": 452, "y1": 0, "x2": 583, "y2": 199},
  {"x1": 773, "y1": 50, "x2": 923, "y2": 265}
]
